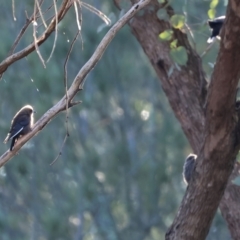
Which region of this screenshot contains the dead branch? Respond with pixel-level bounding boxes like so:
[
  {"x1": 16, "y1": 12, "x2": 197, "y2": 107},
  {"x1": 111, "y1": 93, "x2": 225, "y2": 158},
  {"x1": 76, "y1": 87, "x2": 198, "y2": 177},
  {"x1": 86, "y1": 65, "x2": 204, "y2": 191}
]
[
  {"x1": 8, "y1": 0, "x2": 45, "y2": 56},
  {"x1": 0, "y1": 0, "x2": 72, "y2": 75},
  {"x1": 0, "y1": 0, "x2": 152, "y2": 167}
]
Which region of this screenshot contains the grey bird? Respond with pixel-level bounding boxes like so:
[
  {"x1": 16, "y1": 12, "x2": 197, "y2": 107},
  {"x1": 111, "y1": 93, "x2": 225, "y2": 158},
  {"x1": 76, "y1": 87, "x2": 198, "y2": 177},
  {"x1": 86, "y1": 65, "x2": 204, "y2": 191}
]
[
  {"x1": 4, "y1": 105, "x2": 35, "y2": 151},
  {"x1": 183, "y1": 154, "x2": 197, "y2": 185}
]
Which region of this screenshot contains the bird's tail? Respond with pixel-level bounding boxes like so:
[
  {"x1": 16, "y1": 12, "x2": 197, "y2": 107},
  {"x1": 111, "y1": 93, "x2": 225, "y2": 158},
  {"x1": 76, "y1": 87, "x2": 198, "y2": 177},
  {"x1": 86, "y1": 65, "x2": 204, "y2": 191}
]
[{"x1": 10, "y1": 137, "x2": 16, "y2": 151}]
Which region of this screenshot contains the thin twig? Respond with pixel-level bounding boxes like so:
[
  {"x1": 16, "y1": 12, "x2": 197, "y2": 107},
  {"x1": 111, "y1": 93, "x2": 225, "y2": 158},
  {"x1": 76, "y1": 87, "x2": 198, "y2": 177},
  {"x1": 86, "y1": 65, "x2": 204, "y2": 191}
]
[
  {"x1": 37, "y1": 14, "x2": 55, "y2": 29},
  {"x1": 50, "y1": 99, "x2": 83, "y2": 166},
  {"x1": 50, "y1": 135, "x2": 68, "y2": 165},
  {"x1": 65, "y1": 31, "x2": 81, "y2": 116},
  {"x1": 8, "y1": 0, "x2": 45, "y2": 56},
  {"x1": 33, "y1": 0, "x2": 46, "y2": 68},
  {"x1": 8, "y1": 18, "x2": 32, "y2": 56},
  {"x1": 76, "y1": 0, "x2": 84, "y2": 50},
  {"x1": 12, "y1": 0, "x2": 16, "y2": 21},
  {"x1": 52, "y1": 30, "x2": 80, "y2": 165},
  {"x1": 46, "y1": 0, "x2": 58, "y2": 62},
  {"x1": 0, "y1": 0, "x2": 72, "y2": 75},
  {"x1": 201, "y1": 40, "x2": 216, "y2": 58},
  {"x1": 64, "y1": 30, "x2": 81, "y2": 132},
  {"x1": 184, "y1": 23, "x2": 196, "y2": 49},
  {"x1": 36, "y1": 0, "x2": 48, "y2": 28},
  {"x1": 74, "y1": 1, "x2": 81, "y2": 31},
  {"x1": 80, "y1": 1, "x2": 111, "y2": 25}
]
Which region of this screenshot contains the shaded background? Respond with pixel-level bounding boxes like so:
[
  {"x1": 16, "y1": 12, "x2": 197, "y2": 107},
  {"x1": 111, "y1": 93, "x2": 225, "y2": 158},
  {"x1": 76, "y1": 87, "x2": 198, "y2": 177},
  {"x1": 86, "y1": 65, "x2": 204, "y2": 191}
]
[{"x1": 0, "y1": 0, "x2": 229, "y2": 239}]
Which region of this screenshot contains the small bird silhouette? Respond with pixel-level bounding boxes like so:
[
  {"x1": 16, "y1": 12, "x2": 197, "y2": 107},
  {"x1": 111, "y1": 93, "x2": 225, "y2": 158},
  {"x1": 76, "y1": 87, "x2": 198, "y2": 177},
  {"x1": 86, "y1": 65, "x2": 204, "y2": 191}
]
[
  {"x1": 207, "y1": 16, "x2": 225, "y2": 43},
  {"x1": 4, "y1": 105, "x2": 35, "y2": 151}
]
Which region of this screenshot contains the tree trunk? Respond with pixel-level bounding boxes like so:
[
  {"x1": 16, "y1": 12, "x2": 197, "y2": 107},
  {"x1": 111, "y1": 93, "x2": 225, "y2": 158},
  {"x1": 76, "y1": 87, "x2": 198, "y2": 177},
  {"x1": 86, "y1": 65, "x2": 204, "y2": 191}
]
[
  {"x1": 117, "y1": 0, "x2": 240, "y2": 239},
  {"x1": 219, "y1": 163, "x2": 240, "y2": 240}
]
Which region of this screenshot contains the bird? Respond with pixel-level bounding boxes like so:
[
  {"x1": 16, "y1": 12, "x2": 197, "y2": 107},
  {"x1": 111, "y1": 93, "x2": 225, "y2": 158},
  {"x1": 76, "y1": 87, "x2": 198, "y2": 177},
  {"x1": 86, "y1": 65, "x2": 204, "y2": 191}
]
[
  {"x1": 183, "y1": 153, "x2": 197, "y2": 185},
  {"x1": 207, "y1": 16, "x2": 225, "y2": 43},
  {"x1": 4, "y1": 105, "x2": 35, "y2": 151}
]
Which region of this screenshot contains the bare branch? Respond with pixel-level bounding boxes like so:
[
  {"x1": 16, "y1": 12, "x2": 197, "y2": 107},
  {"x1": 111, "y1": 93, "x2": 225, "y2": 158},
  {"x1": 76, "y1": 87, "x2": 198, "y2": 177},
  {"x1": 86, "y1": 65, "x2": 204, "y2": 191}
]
[
  {"x1": 51, "y1": 30, "x2": 81, "y2": 166},
  {"x1": 0, "y1": 0, "x2": 73, "y2": 76},
  {"x1": 80, "y1": 1, "x2": 111, "y2": 25},
  {"x1": 36, "y1": 0, "x2": 48, "y2": 29},
  {"x1": 33, "y1": 0, "x2": 46, "y2": 68},
  {"x1": 74, "y1": 1, "x2": 82, "y2": 31},
  {"x1": 8, "y1": 0, "x2": 45, "y2": 56},
  {"x1": 64, "y1": 30, "x2": 81, "y2": 132},
  {"x1": 46, "y1": 0, "x2": 59, "y2": 62},
  {"x1": 0, "y1": 0, "x2": 152, "y2": 167},
  {"x1": 8, "y1": 19, "x2": 32, "y2": 57},
  {"x1": 12, "y1": 0, "x2": 16, "y2": 21},
  {"x1": 201, "y1": 40, "x2": 216, "y2": 58},
  {"x1": 50, "y1": 134, "x2": 68, "y2": 166}
]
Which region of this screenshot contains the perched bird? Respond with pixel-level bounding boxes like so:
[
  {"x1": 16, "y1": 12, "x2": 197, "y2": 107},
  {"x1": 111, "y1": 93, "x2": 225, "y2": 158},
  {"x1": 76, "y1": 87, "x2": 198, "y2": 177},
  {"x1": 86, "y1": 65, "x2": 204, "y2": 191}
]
[
  {"x1": 4, "y1": 105, "x2": 35, "y2": 151},
  {"x1": 182, "y1": 153, "x2": 197, "y2": 185},
  {"x1": 236, "y1": 100, "x2": 240, "y2": 111},
  {"x1": 207, "y1": 16, "x2": 225, "y2": 43}
]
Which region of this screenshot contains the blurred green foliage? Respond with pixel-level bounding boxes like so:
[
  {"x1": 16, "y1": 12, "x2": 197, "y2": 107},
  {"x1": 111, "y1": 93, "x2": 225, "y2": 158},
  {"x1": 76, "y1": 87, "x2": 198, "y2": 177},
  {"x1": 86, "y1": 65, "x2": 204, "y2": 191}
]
[{"x1": 0, "y1": 0, "x2": 230, "y2": 239}]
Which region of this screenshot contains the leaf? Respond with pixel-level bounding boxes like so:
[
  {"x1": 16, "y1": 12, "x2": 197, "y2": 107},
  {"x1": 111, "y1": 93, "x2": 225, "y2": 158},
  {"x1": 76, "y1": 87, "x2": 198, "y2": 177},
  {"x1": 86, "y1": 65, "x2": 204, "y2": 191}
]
[
  {"x1": 170, "y1": 46, "x2": 188, "y2": 66},
  {"x1": 159, "y1": 30, "x2": 173, "y2": 41},
  {"x1": 210, "y1": 0, "x2": 219, "y2": 9},
  {"x1": 158, "y1": 0, "x2": 166, "y2": 3},
  {"x1": 170, "y1": 14, "x2": 185, "y2": 29},
  {"x1": 208, "y1": 9, "x2": 216, "y2": 19},
  {"x1": 170, "y1": 39, "x2": 178, "y2": 49}
]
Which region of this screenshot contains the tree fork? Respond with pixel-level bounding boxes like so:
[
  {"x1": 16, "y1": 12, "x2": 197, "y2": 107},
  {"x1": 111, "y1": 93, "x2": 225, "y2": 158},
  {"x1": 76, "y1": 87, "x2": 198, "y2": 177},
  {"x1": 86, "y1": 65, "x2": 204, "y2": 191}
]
[{"x1": 123, "y1": 0, "x2": 240, "y2": 239}]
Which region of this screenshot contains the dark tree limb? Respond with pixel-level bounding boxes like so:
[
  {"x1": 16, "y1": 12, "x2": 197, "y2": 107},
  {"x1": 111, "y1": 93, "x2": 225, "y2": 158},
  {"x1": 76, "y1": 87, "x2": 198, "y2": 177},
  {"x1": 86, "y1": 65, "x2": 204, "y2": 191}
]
[
  {"x1": 219, "y1": 163, "x2": 240, "y2": 240},
  {"x1": 129, "y1": 1, "x2": 206, "y2": 153},
  {"x1": 121, "y1": 0, "x2": 240, "y2": 239}
]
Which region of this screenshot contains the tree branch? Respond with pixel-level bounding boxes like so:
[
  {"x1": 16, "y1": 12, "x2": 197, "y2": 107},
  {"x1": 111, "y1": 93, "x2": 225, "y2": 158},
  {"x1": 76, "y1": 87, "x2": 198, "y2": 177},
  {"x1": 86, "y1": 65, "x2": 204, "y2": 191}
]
[
  {"x1": 166, "y1": 0, "x2": 240, "y2": 239},
  {"x1": 0, "y1": 0, "x2": 72, "y2": 75},
  {"x1": 8, "y1": 0, "x2": 45, "y2": 56},
  {"x1": 0, "y1": 0, "x2": 152, "y2": 167},
  {"x1": 122, "y1": 0, "x2": 240, "y2": 238}
]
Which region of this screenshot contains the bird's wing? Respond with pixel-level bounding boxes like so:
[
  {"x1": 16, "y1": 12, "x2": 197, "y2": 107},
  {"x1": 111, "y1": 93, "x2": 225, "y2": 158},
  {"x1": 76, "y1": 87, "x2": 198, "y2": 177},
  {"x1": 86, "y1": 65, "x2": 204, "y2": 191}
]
[
  {"x1": 8, "y1": 115, "x2": 29, "y2": 139},
  {"x1": 9, "y1": 127, "x2": 23, "y2": 139},
  {"x1": 14, "y1": 114, "x2": 29, "y2": 127},
  {"x1": 208, "y1": 16, "x2": 225, "y2": 28},
  {"x1": 208, "y1": 20, "x2": 223, "y2": 29}
]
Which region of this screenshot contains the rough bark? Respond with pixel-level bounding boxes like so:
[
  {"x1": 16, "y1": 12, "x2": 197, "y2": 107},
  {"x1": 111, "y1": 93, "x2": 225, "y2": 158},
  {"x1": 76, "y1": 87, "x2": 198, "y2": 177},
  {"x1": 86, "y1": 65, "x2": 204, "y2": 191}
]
[
  {"x1": 122, "y1": 0, "x2": 240, "y2": 239},
  {"x1": 130, "y1": 2, "x2": 207, "y2": 153},
  {"x1": 219, "y1": 163, "x2": 240, "y2": 240}
]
